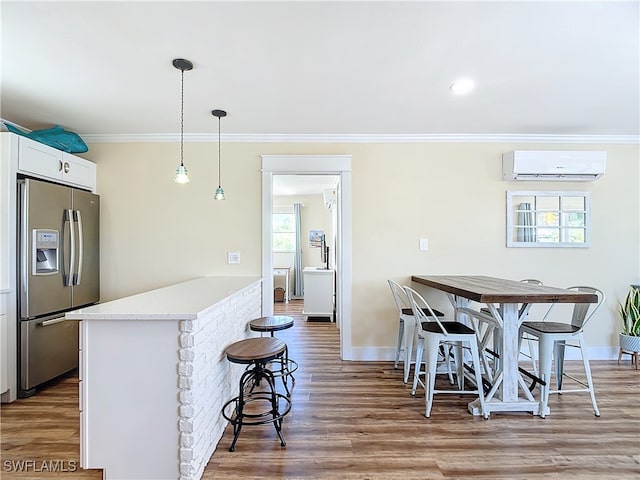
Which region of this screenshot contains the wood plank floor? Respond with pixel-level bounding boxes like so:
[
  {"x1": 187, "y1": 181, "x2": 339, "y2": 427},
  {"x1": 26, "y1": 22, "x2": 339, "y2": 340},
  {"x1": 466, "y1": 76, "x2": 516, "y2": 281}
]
[{"x1": 2, "y1": 299, "x2": 639, "y2": 479}]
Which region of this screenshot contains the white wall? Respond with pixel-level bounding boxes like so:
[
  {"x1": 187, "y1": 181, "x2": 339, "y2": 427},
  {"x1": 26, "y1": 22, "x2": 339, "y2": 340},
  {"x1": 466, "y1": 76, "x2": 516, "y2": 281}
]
[{"x1": 88, "y1": 141, "x2": 640, "y2": 359}]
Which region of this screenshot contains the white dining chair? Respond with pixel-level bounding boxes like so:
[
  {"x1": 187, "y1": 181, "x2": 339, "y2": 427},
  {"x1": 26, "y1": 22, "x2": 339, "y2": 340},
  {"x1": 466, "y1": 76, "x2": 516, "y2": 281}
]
[
  {"x1": 387, "y1": 280, "x2": 444, "y2": 384},
  {"x1": 519, "y1": 286, "x2": 604, "y2": 417},
  {"x1": 404, "y1": 286, "x2": 487, "y2": 419}
]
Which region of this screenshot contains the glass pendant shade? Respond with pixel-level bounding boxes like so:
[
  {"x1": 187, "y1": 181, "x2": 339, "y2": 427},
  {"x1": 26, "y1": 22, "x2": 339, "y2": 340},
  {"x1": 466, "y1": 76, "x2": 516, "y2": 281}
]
[
  {"x1": 214, "y1": 186, "x2": 225, "y2": 200},
  {"x1": 174, "y1": 165, "x2": 190, "y2": 184}
]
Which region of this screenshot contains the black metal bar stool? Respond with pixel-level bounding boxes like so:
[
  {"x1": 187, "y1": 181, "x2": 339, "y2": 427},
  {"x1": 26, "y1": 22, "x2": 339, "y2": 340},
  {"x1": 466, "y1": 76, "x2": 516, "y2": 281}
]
[
  {"x1": 249, "y1": 316, "x2": 298, "y2": 396},
  {"x1": 222, "y1": 337, "x2": 292, "y2": 452}
]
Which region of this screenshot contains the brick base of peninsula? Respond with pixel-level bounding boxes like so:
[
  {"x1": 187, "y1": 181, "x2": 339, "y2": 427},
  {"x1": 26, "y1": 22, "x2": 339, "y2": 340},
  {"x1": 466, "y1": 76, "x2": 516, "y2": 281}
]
[{"x1": 66, "y1": 277, "x2": 263, "y2": 480}]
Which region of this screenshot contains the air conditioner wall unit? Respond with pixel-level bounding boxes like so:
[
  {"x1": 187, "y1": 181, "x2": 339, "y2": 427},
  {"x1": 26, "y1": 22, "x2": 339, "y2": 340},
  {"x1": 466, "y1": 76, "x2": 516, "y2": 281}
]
[
  {"x1": 323, "y1": 188, "x2": 337, "y2": 210},
  {"x1": 502, "y1": 150, "x2": 607, "y2": 182}
]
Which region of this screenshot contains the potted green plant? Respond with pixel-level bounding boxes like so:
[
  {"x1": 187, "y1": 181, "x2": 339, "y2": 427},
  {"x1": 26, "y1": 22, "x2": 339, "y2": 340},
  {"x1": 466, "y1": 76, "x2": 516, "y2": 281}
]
[{"x1": 619, "y1": 286, "x2": 640, "y2": 356}]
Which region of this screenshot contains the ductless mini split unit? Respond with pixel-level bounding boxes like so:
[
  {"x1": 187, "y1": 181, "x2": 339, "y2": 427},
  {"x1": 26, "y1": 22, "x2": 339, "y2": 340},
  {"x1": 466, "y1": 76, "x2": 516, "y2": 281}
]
[
  {"x1": 323, "y1": 188, "x2": 337, "y2": 210},
  {"x1": 502, "y1": 150, "x2": 607, "y2": 182}
]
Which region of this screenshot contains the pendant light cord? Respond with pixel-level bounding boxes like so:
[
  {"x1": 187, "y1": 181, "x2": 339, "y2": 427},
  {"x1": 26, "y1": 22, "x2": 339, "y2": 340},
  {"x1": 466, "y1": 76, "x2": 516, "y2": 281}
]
[
  {"x1": 180, "y1": 69, "x2": 185, "y2": 167},
  {"x1": 217, "y1": 116, "x2": 222, "y2": 187}
]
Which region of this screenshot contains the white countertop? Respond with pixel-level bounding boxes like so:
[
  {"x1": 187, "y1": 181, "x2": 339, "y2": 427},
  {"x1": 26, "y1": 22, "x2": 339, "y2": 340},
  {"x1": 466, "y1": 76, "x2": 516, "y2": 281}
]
[
  {"x1": 65, "y1": 276, "x2": 261, "y2": 321},
  {"x1": 303, "y1": 267, "x2": 334, "y2": 274}
]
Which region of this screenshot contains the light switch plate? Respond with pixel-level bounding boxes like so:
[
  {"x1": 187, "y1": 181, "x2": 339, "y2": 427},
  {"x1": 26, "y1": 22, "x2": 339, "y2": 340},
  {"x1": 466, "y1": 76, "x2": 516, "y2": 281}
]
[
  {"x1": 419, "y1": 238, "x2": 429, "y2": 251},
  {"x1": 228, "y1": 252, "x2": 240, "y2": 264}
]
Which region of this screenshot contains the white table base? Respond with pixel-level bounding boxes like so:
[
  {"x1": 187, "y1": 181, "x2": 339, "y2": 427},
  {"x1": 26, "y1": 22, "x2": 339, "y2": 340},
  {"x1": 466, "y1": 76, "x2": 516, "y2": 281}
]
[{"x1": 454, "y1": 298, "x2": 544, "y2": 417}]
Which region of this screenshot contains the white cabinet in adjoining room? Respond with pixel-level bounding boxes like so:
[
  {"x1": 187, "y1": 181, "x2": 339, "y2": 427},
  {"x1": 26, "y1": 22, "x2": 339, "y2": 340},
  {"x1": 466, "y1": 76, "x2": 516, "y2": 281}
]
[{"x1": 303, "y1": 267, "x2": 335, "y2": 321}]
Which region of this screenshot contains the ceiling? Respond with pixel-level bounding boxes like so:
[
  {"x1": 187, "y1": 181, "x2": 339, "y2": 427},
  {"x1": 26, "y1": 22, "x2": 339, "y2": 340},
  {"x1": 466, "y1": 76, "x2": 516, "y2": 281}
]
[{"x1": 1, "y1": 1, "x2": 638, "y2": 141}]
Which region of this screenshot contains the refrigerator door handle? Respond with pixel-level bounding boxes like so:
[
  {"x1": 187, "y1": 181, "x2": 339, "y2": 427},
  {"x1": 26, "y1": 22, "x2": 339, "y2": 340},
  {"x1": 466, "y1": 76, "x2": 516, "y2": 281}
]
[
  {"x1": 38, "y1": 317, "x2": 68, "y2": 327},
  {"x1": 64, "y1": 209, "x2": 75, "y2": 287},
  {"x1": 19, "y1": 181, "x2": 29, "y2": 318},
  {"x1": 73, "y1": 210, "x2": 83, "y2": 285}
]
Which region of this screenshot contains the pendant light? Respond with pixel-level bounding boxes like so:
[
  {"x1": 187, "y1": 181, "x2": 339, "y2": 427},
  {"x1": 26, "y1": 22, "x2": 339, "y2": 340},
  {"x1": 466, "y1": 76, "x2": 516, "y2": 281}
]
[
  {"x1": 212, "y1": 109, "x2": 227, "y2": 200},
  {"x1": 172, "y1": 58, "x2": 193, "y2": 184}
]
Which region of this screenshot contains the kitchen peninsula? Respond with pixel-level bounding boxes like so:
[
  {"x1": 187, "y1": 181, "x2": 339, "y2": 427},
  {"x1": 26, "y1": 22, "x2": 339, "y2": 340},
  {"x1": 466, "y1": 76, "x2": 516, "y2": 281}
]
[{"x1": 66, "y1": 276, "x2": 262, "y2": 480}]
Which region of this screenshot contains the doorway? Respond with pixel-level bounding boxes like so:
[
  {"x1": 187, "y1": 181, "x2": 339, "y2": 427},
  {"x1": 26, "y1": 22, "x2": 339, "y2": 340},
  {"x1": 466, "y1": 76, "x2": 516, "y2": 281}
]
[
  {"x1": 272, "y1": 174, "x2": 338, "y2": 306},
  {"x1": 261, "y1": 155, "x2": 352, "y2": 360}
]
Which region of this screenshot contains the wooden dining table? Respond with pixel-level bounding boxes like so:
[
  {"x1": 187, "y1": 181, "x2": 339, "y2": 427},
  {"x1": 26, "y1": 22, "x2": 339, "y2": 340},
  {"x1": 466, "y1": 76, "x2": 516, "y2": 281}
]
[{"x1": 411, "y1": 275, "x2": 598, "y2": 417}]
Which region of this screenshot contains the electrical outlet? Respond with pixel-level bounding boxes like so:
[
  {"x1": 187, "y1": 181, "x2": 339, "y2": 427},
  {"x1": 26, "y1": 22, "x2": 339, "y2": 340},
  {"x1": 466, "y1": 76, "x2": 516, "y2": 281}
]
[
  {"x1": 228, "y1": 252, "x2": 240, "y2": 264},
  {"x1": 419, "y1": 238, "x2": 429, "y2": 251}
]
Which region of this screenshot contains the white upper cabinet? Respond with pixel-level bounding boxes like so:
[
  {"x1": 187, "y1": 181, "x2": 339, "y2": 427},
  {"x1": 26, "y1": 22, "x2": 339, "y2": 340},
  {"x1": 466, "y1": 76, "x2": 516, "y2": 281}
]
[
  {"x1": 61, "y1": 152, "x2": 95, "y2": 189},
  {"x1": 17, "y1": 136, "x2": 96, "y2": 191}
]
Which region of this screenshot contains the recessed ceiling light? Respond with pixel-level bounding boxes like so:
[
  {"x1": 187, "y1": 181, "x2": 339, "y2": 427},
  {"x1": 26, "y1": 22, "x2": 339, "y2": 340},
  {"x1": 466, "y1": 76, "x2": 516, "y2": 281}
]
[{"x1": 450, "y1": 78, "x2": 475, "y2": 94}]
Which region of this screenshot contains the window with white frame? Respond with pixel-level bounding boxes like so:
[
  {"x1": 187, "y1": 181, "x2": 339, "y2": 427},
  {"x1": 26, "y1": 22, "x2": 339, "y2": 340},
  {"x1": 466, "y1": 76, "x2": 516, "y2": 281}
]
[
  {"x1": 273, "y1": 212, "x2": 296, "y2": 252},
  {"x1": 506, "y1": 191, "x2": 590, "y2": 248}
]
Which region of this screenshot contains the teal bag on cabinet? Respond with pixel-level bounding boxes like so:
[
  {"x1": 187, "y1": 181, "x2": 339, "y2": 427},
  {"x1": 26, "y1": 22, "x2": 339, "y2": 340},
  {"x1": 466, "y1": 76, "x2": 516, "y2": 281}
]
[{"x1": 3, "y1": 123, "x2": 88, "y2": 153}]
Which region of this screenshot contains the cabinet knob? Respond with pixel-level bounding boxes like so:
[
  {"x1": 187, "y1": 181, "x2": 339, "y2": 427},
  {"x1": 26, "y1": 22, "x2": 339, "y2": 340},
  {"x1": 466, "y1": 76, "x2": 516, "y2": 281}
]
[{"x1": 63, "y1": 162, "x2": 70, "y2": 174}]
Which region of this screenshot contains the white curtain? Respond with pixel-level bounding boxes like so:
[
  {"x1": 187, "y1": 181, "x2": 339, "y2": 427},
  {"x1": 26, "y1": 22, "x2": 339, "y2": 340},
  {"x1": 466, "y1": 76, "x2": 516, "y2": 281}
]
[
  {"x1": 293, "y1": 203, "x2": 303, "y2": 297},
  {"x1": 518, "y1": 202, "x2": 535, "y2": 242}
]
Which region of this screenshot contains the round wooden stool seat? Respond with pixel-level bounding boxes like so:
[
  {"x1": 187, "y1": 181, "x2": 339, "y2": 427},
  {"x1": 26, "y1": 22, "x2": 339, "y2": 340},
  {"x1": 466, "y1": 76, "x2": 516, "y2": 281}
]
[
  {"x1": 222, "y1": 336, "x2": 290, "y2": 452},
  {"x1": 225, "y1": 337, "x2": 286, "y2": 365},
  {"x1": 249, "y1": 315, "x2": 294, "y2": 335}
]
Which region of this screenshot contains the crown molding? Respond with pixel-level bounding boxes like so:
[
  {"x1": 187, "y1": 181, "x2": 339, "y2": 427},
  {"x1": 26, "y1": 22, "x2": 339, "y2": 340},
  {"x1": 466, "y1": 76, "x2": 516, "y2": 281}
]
[{"x1": 78, "y1": 132, "x2": 640, "y2": 145}]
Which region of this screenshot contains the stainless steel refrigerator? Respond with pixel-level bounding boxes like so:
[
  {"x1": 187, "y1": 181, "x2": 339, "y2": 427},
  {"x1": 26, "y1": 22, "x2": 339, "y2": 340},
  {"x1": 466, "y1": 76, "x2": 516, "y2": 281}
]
[{"x1": 17, "y1": 178, "x2": 99, "y2": 397}]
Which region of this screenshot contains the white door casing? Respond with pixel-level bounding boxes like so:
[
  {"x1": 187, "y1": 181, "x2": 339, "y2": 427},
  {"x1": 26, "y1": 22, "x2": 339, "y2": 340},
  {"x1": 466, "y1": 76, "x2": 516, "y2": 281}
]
[{"x1": 261, "y1": 155, "x2": 352, "y2": 360}]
